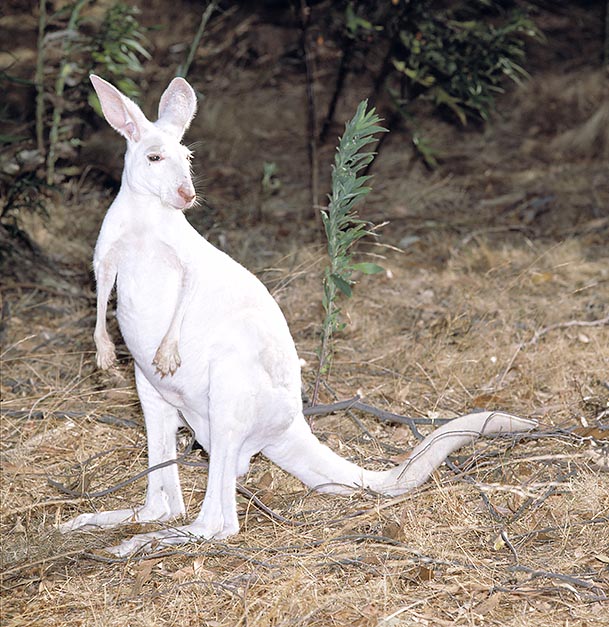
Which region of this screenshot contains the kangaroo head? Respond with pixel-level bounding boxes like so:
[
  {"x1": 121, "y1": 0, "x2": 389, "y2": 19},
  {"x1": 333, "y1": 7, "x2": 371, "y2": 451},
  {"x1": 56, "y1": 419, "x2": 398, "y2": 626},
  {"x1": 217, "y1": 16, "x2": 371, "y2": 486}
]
[{"x1": 90, "y1": 74, "x2": 198, "y2": 211}]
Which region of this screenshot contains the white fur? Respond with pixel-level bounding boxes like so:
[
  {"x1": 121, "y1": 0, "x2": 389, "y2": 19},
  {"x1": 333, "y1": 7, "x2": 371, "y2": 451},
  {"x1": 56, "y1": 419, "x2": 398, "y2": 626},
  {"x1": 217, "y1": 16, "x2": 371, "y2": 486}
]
[{"x1": 59, "y1": 76, "x2": 536, "y2": 556}]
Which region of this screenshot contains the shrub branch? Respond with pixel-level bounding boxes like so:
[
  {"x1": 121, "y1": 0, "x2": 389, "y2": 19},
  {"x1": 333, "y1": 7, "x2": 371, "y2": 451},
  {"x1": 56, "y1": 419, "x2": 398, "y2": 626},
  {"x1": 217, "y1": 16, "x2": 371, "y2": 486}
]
[{"x1": 312, "y1": 100, "x2": 387, "y2": 405}]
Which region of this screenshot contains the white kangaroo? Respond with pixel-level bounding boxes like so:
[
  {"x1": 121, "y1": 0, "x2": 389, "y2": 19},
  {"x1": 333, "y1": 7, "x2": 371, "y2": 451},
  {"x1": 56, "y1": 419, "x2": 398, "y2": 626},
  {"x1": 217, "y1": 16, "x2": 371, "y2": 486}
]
[{"x1": 59, "y1": 75, "x2": 536, "y2": 556}]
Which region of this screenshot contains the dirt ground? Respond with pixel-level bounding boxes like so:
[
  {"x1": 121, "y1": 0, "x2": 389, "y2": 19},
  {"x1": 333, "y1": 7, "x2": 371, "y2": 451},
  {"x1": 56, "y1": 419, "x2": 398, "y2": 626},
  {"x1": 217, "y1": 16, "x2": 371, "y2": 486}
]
[{"x1": 1, "y1": 3, "x2": 608, "y2": 626}]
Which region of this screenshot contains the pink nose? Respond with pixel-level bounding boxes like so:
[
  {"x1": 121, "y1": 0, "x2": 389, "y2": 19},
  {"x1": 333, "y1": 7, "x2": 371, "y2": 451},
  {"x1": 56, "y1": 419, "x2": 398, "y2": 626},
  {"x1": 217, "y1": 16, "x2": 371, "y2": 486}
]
[{"x1": 178, "y1": 183, "x2": 195, "y2": 203}]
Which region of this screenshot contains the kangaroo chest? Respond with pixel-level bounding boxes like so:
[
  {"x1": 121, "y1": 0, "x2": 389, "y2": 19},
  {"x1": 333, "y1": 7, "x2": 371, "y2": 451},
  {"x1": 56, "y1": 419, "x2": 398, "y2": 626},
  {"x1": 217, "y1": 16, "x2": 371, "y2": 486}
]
[{"x1": 114, "y1": 233, "x2": 182, "y2": 357}]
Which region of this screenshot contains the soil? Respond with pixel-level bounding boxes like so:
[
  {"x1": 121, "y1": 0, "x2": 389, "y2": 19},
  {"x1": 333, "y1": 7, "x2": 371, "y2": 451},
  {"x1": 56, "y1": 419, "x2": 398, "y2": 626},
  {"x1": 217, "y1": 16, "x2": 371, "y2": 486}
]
[{"x1": 1, "y1": 2, "x2": 608, "y2": 626}]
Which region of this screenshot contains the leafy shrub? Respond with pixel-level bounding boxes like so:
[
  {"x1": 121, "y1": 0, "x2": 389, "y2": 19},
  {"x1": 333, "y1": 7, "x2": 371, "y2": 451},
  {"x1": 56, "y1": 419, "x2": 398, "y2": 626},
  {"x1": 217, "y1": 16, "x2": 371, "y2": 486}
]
[
  {"x1": 39, "y1": 1, "x2": 151, "y2": 184},
  {"x1": 321, "y1": 0, "x2": 540, "y2": 165},
  {"x1": 313, "y1": 100, "x2": 386, "y2": 402},
  {"x1": 1, "y1": 1, "x2": 151, "y2": 251},
  {"x1": 390, "y1": 2, "x2": 538, "y2": 123}
]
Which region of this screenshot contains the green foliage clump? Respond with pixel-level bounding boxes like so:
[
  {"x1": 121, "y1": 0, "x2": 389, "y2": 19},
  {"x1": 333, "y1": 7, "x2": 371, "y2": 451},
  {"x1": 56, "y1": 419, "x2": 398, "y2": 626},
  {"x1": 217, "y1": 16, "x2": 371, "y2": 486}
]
[
  {"x1": 88, "y1": 3, "x2": 152, "y2": 110},
  {"x1": 314, "y1": 100, "x2": 386, "y2": 402},
  {"x1": 322, "y1": 0, "x2": 541, "y2": 166},
  {"x1": 38, "y1": 1, "x2": 151, "y2": 184},
  {"x1": 391, "y1": 3, "x2": 538, "y2": 124},
  {"x1": 1, "y1": 1, "x2": 152, "y2": 249}
]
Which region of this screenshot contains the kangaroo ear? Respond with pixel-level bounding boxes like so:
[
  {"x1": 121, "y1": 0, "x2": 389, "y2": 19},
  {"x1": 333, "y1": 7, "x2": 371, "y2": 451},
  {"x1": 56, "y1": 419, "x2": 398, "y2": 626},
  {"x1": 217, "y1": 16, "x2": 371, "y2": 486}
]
[
  {"x1": 156, "y1": 77, "x2": 197, "y2": 140},
  {"x1": 90, "y1": 74, "x2": 149, "y2": 143}
]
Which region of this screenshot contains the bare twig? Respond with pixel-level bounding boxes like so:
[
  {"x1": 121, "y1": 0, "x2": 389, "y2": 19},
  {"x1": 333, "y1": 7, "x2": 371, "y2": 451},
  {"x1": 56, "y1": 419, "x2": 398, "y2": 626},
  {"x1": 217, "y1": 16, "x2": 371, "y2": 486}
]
[
  {"x1": 525, "y1": 313, "x2": 609, "y2": 347},
  {"x1": 49, "y1": 436, "x2": 197, "y2": 499},
  {"x1": 299, "y1": 0, "x2": 320, "y2": 220},
  {"x1": 35, "y1": 0, "x2": 46, "y2": 154},
  {"x1": 508, "y1": 564, "x2": 607, "y2": 596},
  {"x1": 236, "y1": 483, "x2": 303, "y2": 527},
  {"x1": 304, "y1": 394, "x2": 451, "y2": 440},
  {"x1": 496, "y1": 313, "x2": 609, "y2": 387},
  {"x1": 1, "y1": 549, "x2": 94, "y2": 580},
  {"x1": 1, "y1": 408, "x2": 138, "y2": 429},
  {"x1": 177, "y1": 1, "x2": 218, "y2": 79},
  {"x1": 50, "y1": 434, "x2": 302, "y2": 527}
]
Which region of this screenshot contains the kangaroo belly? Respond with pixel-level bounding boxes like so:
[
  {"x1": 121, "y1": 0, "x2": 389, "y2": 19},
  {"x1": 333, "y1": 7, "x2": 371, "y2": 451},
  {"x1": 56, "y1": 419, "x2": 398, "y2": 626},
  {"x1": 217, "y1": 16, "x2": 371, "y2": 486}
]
[{"x1": 116, "y1": 250, "x2": 180, "y2": 362}]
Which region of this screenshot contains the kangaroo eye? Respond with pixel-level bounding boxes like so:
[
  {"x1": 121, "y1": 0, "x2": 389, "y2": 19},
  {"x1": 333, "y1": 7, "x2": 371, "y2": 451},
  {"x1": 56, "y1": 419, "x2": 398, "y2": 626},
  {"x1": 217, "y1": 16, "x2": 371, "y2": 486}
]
[{"x1": 147, "y1": 154, "x2": 162, "y2": 163}]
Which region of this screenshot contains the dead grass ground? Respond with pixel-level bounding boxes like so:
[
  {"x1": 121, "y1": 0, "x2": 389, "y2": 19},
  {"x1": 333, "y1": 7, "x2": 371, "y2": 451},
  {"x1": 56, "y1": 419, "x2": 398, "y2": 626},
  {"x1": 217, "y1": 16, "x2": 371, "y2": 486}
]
[{"x1": 2, "y1": 5, "x2": 609, "y2": 626}]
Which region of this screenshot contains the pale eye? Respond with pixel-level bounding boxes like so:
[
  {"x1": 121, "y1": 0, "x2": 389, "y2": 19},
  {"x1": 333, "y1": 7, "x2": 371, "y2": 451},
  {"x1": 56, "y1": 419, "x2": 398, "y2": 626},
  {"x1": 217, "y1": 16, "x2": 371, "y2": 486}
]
[{"x1": 147, "y1": 154, "x2": 162, "y2": 163}]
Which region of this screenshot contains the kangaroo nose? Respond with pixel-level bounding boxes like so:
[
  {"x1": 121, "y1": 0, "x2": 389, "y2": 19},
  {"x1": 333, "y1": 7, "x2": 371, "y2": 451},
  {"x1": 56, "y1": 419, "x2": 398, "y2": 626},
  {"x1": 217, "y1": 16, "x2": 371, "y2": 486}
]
[{"x1": 178, "y1": 183, "x2": 195, "y2": 203}]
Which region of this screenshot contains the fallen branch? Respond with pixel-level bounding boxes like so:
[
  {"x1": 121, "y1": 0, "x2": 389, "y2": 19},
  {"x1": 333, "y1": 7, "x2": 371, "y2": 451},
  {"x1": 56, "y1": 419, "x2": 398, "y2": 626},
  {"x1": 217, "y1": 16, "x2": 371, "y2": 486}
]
[
  {"x1": 508, "y1": 563, "x2": 607, "y2": 597},
  {"x1": 304, "y1": 394, "x2": 451, "y2": 440},
  {"x1": 50, "y1": 435, "x2": 302, "y2": 528},
  {"x1": 1, "y1": 408, "x2": 138, "y2": 429},
  {"x1": 526, "y1": 313, "x2": 609, "y2": 347}
]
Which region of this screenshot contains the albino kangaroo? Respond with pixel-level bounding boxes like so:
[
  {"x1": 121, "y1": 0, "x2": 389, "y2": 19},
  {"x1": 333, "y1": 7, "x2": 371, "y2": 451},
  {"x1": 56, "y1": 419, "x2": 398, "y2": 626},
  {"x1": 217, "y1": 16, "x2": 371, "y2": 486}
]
[{"x1": 59, "y1": 75, "x2": 536, "y2": 556}]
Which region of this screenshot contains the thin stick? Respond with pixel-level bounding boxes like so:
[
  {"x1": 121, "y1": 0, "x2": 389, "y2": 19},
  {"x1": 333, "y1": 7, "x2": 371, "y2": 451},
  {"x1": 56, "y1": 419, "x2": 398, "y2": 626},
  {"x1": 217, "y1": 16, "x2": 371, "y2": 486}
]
[
  {"x1": 299, "y1": 0, "x2": 319, "y2": 220},
  {"x1": 508, "y1": 564, "x2": 606, "y2": 594},
  {"x1": 304, "y1": 395, "x2": 450, "y2": 433},
  {"x1": 50, "y1": 435, "x2": 301, "y2": 527},
  {"x1": 1, "y1": 549, "x2": 92, "y2": 579},
  {"x1": 49, "y1": 438, "x2": 196, "y2": 499},
  {"x1": 35, "y1": 0, "x2": 47, "y2": 154},
  {"x1": 177, "y1": 1, "x2": 217, "y2": 79},
  {"x1": 2, "y1": 408, "x2": 138, "y2": 429},
  {"x1": 236, "y1": 483, "x2": 303, "y2": 527},
  {"x1": 605, "y1": 0, "x2": 609, "y2": 66},
  {"x1": 319, "y1": 39, "x2": 353, "y2": 143},
  {"x1": 46, "y1": 0, "x2": 89, "y2": 185},
  {"x1": 525, "y1": 313, "x2": 609, "y2": 346}
]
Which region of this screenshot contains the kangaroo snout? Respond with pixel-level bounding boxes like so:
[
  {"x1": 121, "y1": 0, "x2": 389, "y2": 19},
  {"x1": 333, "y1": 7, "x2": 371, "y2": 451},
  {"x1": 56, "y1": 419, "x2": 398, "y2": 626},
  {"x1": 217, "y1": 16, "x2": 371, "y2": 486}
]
[{"x1": 177, "y1": 182, "x2": 196, "y2": 207}]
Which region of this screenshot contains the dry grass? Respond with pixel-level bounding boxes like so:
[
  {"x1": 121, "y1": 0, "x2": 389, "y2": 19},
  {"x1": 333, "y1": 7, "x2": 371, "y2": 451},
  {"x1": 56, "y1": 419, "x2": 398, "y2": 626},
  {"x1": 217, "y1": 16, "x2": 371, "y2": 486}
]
[
  {"x1": 2, "y1": 20, "x2": 609, "y2": 627},
  {"x1": 2, "y1": 229, "x2": 608, "y2": 625}
]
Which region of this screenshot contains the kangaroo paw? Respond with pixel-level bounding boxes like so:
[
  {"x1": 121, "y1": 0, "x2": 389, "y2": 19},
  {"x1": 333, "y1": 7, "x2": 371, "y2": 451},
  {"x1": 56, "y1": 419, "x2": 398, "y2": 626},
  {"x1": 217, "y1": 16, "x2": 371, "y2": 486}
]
[
  {"x1": 152, "y1": 340, "x2": 181, "y2": 377},
  {"x1": 106, "y1": 519, "x2": 238, "y2": 557},
  {"x1": 95, "y1": 337, "x2": 116, "y2": 370}
]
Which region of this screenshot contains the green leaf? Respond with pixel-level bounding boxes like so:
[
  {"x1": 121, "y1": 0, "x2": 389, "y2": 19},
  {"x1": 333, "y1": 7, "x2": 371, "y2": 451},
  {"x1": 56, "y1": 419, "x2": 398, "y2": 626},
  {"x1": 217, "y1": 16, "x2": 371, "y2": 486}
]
[
  {"x1": 330, "y1": 273, "x2": 353, "y2": 297},
  {"x1": 351, "y1": 262, "x2": 384, "y2": 275},
  {"x1": 430, "y1": 86, "x2": 467, "y2": 126}
]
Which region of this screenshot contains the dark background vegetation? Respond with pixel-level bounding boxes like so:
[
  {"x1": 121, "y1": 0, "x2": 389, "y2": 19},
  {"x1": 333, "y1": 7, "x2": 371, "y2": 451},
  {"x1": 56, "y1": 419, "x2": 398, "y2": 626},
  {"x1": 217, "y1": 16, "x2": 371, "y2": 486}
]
[{"x1": 2, "y1": 0, "x2": 607, "y2": 277}]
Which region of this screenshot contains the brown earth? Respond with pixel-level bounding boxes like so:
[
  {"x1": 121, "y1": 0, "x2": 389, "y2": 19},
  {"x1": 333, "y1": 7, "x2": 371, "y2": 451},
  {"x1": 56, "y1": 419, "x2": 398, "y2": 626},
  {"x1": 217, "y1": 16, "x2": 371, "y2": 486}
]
[{"x1": 1, "y1": 3, "x2": 608, "y2": 626}]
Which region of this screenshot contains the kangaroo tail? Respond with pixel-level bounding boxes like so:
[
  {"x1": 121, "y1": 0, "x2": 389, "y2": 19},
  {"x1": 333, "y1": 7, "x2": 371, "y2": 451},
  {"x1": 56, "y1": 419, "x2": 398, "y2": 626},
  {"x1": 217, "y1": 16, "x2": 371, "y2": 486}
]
[{"x1": 263, "y1": 411, "x2": 536, "y2": 496}]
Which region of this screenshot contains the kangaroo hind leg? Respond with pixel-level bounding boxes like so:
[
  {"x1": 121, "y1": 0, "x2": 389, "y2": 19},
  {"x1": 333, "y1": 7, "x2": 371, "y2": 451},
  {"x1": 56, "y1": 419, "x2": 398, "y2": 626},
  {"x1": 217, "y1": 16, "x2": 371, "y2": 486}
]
[
  {"x1": 59, "y1": 365, "x2": 185, "y2": 533},
  {"x1": 106, "y1": 369, "x2": 253, "y2": 556}
]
